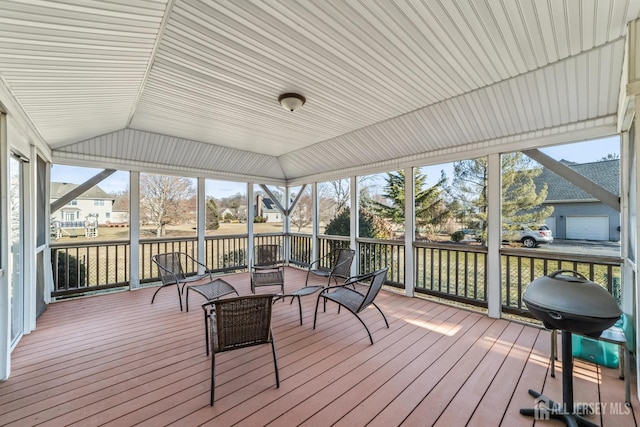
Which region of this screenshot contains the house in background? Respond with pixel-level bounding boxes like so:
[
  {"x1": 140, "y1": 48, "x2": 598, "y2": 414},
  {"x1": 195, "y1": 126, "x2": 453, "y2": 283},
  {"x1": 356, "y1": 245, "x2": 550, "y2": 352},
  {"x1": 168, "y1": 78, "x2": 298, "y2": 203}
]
[
  {"x1": 536, "y1": 159, "x2": 620, "y2": 241},
  {"x1": 50, "y1": 182, "x2": 115, "y2": 226},
  {"x1": 108, "y1": 193, "x2": 129, "y2": 226},
  {"x1": 255, "y1": 194, "x2": 282, "y2": 223},
  {"x1": 219, "y1": 207, "x2": 234, "y2": 219}
]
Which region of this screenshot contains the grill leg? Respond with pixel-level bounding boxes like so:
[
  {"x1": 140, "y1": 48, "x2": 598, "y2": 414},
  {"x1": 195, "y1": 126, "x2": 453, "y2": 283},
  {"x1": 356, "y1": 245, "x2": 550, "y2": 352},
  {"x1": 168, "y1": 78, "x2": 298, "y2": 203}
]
[{"x1": 520, "y1": 331, "x2": 599, "y2": 427}]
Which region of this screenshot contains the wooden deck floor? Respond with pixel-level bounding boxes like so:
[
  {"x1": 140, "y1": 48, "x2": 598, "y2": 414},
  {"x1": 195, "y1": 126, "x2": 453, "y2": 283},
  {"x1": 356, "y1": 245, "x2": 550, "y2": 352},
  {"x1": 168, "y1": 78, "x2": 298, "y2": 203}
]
[{"x1": 1, "y1": 268, "x2": 636, "y2": 426}]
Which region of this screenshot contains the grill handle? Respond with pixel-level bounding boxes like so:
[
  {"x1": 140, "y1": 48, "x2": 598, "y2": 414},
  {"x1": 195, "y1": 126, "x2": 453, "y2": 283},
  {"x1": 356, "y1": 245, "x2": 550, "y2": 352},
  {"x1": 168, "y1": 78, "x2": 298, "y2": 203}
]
[{"x1": 548, "y1": 270, "x2": 588, "y2": 282}]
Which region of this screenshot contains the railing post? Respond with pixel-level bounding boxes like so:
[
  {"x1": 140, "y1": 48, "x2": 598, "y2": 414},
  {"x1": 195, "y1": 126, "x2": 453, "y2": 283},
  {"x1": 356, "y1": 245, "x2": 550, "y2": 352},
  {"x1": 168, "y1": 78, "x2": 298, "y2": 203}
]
[{"x1": 129, "y1": 171, "x2": 140, "y2": 290}]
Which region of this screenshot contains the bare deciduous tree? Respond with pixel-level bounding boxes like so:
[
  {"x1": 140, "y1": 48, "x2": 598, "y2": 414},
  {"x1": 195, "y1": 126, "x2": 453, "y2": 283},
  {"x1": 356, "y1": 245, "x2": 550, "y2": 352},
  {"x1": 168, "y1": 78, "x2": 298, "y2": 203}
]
[
  {"x1": 140, "y1": 174, "x2": 195, "y2": 237},
  {"x1": 318, "y1": 179, "x2": 350, "y2": 227},
  {"x1": 291, "y1": 192, "x2": 312, "y2": 231}
]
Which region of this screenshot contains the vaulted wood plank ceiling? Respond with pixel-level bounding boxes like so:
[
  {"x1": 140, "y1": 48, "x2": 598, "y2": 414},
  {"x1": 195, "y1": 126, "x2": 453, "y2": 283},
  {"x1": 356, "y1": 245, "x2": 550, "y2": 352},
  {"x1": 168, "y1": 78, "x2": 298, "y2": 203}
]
[{"x1": 1, "y1": 0, "x2": 638, "y2": 183}]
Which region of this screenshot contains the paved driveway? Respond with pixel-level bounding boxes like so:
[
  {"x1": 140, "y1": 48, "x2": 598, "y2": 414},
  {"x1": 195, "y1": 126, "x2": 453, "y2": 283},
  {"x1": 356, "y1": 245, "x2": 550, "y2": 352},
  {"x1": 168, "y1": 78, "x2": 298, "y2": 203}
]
[{"x1": 534, "y1": 239, "x2": 621, "y2": 257}]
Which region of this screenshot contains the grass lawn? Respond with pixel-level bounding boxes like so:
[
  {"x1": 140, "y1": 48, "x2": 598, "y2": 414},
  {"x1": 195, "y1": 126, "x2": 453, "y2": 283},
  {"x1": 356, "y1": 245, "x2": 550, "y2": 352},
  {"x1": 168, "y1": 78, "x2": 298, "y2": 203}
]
[{"x1": 53, "y1": 221, "x2": 304, "y2": 242}]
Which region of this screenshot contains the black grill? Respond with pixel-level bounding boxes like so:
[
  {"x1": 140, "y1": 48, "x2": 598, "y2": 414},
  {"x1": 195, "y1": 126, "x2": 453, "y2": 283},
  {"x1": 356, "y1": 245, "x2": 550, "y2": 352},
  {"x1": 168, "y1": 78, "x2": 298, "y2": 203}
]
[
  {"x1": 520, "y1": 270, "x2": 621, "y2": 427},
  {"x1": 523, "y1": 269, "x2": 621, "y2": 336}
]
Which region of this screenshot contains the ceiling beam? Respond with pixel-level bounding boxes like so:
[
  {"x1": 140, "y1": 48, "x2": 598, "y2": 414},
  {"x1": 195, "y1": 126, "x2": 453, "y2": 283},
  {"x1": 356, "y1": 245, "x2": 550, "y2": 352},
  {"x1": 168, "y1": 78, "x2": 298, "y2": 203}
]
[
  {"x1": 51, "y1": 169, "x2": 116, "y2": 213},
  {"x1": 259, "y1": 184, "x2": 285, "y2": 214},
  {"x1": 522, "y1": 149, "x2": 620, "y2": 212}
]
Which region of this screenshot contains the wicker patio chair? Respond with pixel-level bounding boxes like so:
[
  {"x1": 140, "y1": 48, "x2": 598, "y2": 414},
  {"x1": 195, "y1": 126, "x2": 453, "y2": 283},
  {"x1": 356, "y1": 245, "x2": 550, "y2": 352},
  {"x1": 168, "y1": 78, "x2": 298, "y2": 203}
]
[
  {"x1": 196, "y1": 279, "x2": 240, "y2": 355},
  {"x1": 250, "y1": 244, "x2": 285, "y2": 294},
  {"x1": 313, "y1": 268, "x2": 389, "y2": 345},
  {"x1": 209, "y1": 294, "x2": 280, "y2": 406},
  {"x1": 151, "y1": 252, "x2": 213, "y2": 311},
  {"x1": 305, "y1": 248, "x2": 355, "y2": 287}
]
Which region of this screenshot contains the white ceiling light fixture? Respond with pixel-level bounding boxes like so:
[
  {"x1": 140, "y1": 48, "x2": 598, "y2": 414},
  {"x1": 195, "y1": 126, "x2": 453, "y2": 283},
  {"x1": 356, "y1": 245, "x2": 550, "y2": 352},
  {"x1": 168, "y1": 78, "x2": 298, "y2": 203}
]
[{"x1": 278, "y1": 93, "x2": 306, "y2": 111}]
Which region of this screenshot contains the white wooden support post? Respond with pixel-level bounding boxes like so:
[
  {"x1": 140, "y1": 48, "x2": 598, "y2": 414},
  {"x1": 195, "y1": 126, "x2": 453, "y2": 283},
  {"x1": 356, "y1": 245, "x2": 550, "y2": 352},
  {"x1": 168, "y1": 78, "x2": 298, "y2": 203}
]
[
  {"x1": 628, "y1": 99, "x2": 640, "y2": 403},
  {"x1": 619, "y1": 19, "x2": 640, "y2": 401},
  {"x1": 24, "y1": 145, "x2": 36, "y2": 334},
  {"x1": 632, "y1": 99, "x2": 640, "y2": 400},
  {"x1": 197, "y1": 178, "x2": 205, "y2": 274},
  {"x1": 404, "y1": 167, "x2": 415, "y2": 297},
  {"x1": 311, "y1": 183, "x2": 319, "y2": 264},
  {"x1": 350, "y1": 176, "x2": 358, "y2": 276},
  {"x1": 284, "y1": 186, "x2": 291, "y2": 265},
  {"x1": 43, "y1": 155, "x2": 52, "y2": 305},
  {"x1": 0, "y1": 112, "x2": 9, "y2": 380},
  {"x1": 129, "y1": 171, "x2": 140, "y2": 290},
  {"x1": 486, "y1": 153, "x2": 502, "y2": 319},
  {"x1": 620, "y1": 131, "x2": 633, "y2": 316},
  {"x1": 247, "y1": 183, "x2": 254, "y2": 269}
]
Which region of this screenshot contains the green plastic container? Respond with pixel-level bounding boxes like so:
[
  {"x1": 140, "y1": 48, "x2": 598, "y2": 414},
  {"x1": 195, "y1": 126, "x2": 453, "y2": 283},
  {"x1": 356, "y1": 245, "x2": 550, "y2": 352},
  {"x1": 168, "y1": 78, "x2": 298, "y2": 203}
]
[{"x1": 572, "y1": 334, "x2": 619, "y2": 368}]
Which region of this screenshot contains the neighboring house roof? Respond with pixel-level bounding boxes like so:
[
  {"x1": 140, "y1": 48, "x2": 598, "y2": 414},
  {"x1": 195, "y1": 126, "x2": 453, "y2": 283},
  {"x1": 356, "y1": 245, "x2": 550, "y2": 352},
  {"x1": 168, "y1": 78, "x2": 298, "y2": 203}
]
[
  {"x1": 261, "y1": 198, "x2": 279, "y2": 212},
  {"x1": 50, "y1": 182, "x2": 114, "y2": 201},
  {"x1": 535, "y1": 159, "x2": 619, "y2": 202}
]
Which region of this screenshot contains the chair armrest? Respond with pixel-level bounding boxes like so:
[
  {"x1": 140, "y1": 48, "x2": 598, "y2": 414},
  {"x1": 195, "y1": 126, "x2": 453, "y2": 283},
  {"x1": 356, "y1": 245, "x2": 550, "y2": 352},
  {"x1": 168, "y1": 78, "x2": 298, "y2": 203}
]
[
  {"x1": 307, "y1": 257, "x2": 325, "y2": 270},
  {"x1": 201, "y1": 300, "x2": 216, "y2": 314},
  {"x1": 343, "y1": 271, "x2": 376, "y2": 287},
  {"x1": 185, "y1": 253, "x2": 213, "y2": 279},
  {"x1": 309, "y1": 250, "x2": 345, "y2": 270},
  {"x1": 320, "y1": 283, "x2": 365, "y2": 297}
]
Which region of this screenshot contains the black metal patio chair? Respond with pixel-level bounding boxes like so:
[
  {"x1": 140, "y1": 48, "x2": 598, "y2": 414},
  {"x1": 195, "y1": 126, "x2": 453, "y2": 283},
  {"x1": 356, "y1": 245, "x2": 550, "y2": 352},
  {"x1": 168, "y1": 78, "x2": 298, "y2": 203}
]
[
  {"x1": 150, "y1": 252, "x2": 213, "y2": 311},
  {"x1": 313, "y1": 268, "x2": 389, "y2": 345},
  {"x1": 305, "y1": 248, "x2": 355, "y2": 287}
]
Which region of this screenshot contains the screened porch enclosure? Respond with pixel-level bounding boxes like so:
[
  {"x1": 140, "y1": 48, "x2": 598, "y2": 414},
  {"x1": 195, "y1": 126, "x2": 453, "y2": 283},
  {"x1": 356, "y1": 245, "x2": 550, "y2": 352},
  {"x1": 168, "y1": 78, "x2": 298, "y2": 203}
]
[{"x1": 1, "y1": 3, "x2": 640, "y2": 423}]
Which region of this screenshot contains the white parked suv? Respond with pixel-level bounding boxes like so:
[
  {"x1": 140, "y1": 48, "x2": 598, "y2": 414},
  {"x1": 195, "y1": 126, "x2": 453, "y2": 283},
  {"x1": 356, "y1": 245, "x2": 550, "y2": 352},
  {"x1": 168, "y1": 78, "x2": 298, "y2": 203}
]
[{"x1": 502, "y1": 225, "x2": 554, "y2": 248}]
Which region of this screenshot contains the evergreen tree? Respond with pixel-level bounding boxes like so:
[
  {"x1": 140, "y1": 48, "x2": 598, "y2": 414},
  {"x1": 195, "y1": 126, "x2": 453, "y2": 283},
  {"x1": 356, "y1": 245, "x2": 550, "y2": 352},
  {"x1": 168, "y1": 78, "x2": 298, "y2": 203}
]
[
  {"x1": 325, "y1": 208, "x2": 392, "y2": 239},
  {"x1": 206, "y1": 198, "x2": 220, "y2": 231},
  {"x1": 452, "y1": 154, "x2": 554, "y2": 240},
  {"x1": 367, "y1": 169, "x2": 449, "y2": 230}
]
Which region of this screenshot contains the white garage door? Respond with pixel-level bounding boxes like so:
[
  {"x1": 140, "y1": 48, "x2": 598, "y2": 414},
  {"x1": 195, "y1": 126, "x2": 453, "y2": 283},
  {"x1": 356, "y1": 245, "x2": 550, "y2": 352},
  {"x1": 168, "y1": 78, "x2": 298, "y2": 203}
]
[{"x1": 566, "y1": 216, "x2": 609, "y2": 240}]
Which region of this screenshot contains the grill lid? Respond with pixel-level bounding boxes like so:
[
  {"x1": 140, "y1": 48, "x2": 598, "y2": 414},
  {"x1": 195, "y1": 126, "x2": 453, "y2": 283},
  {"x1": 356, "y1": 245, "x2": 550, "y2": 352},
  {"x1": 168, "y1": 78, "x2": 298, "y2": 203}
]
[{"x1": 523, "y1": 270, "x2": 621, "y2": 319}]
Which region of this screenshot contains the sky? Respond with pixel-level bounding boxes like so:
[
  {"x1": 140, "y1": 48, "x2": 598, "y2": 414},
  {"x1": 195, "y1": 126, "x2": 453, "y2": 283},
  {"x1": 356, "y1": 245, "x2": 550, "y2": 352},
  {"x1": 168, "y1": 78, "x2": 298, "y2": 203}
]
[
  {"x1": 417, "y1": 135, "x2": 620, "y2": 186},
  {"x1": 539, "y1": 135, "x2": 619, "y2": 163},
  {"x1": 51, "y1": 135, "x2": 621, "y2": 196}
]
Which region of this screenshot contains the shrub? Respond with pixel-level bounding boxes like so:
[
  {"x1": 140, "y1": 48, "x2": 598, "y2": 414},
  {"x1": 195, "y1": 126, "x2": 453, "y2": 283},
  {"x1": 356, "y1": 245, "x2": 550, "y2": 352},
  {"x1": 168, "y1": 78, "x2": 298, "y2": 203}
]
[
  {"x1": 220, "y1": 249, "x2": 246, "y2": 268},
  {"x1": 451, "y1": 230, "x2": 465, "y2": 242},
  {"x1": 325, "y1": 208, "x2": 392, "y2": 240},
  {"x1": 54, "y1": 251, "x2": 86, "y2": 289}
]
